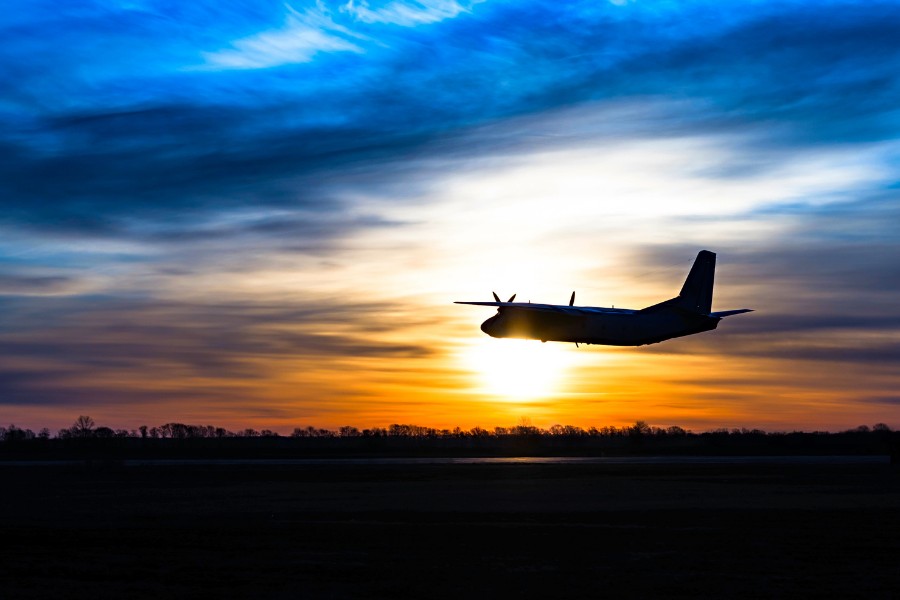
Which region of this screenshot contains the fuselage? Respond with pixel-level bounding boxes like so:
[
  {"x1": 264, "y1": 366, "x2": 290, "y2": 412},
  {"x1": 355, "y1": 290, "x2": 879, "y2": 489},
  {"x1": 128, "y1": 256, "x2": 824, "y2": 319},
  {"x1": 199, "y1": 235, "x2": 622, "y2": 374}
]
[{"x1": 480, "y1": 306, "x2": 720, "y2": 346}]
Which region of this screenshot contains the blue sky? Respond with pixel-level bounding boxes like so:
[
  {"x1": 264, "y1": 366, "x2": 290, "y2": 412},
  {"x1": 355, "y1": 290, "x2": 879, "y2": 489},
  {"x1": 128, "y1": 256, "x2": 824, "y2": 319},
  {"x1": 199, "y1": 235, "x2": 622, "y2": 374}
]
[{"x1": 2, "y1": 0, "x2": 899, "y2": 431}]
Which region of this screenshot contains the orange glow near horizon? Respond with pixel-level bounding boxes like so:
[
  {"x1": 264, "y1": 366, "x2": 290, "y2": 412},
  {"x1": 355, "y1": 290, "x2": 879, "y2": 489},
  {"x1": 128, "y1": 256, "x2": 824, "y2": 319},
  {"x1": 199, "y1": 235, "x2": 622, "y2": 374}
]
[{"x1": 17, "y1": 329, "x2": 897, "y2": 435}]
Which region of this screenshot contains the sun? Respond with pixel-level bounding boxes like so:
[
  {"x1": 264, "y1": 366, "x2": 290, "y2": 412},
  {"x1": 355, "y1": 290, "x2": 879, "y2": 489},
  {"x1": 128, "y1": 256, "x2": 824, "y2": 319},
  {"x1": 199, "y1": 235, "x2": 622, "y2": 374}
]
[{"x1": 461, "y1": 337, "x2": 574, "y2": 400}]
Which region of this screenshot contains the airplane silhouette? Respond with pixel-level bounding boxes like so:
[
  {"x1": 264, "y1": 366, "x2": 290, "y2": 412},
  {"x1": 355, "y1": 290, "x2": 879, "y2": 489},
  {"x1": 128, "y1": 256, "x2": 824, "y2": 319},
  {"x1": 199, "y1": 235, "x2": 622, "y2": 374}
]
[{"x1": 456, "y1": 250, "x2": 752, "y2": 346}]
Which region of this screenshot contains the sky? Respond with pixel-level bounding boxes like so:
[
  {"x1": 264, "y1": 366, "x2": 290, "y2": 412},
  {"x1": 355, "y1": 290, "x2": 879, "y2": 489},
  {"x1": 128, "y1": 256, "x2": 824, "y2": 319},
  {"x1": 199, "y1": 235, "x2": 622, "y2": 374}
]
[{"x1": 2, "y1": 0, "x2": 900, "y2": 433}]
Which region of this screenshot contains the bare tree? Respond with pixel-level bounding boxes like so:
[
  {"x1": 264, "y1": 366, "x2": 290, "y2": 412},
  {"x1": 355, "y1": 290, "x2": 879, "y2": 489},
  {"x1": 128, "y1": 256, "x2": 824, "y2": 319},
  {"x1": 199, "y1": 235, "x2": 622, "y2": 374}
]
[{"x1": 72, "y1": 415, "x2": 95, "y2": 438}]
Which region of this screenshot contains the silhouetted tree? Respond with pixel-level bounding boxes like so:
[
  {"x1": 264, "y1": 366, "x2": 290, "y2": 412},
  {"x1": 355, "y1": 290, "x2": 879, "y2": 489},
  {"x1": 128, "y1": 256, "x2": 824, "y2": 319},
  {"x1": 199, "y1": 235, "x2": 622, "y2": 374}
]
[
  {"x1": 630, "y1": 421, "x2": 652, "y2": 437},
  {"x1": 2, "y1": 425, "x2": 34, "y2": 442},
  {"x1": 388, "y1": 424, "x2": 409, "y2": 437},
  {"x1": 93, "y1": 427, "x2": 115, "y2": 438},
  {"x1": 168, "y1": 423, "x2": 190, "y2": 438},
  {"x1": 292, "y1": 425, "x2": 333, "y2": 437},
  {"x1": 72, "y1": 415, "x2": 95, "y2": 438},
  {"x1": 512, "y1": 417, "x2": 540, "y2": 435}
]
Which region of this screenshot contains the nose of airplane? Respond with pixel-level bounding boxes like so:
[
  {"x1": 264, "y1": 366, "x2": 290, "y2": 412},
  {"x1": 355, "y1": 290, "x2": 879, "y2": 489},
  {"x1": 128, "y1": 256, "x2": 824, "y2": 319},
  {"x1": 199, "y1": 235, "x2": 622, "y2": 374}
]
[{"x1": 480, "y1": 314, "x2": 500, "y2": 337}]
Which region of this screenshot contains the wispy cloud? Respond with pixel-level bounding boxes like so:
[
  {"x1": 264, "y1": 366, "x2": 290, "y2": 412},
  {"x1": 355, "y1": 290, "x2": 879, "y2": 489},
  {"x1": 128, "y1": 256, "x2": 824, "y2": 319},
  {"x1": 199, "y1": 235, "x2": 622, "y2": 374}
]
[
  {"x1": 201, "y1": 0, "x2": 481, "y2": 70},
  {"x1": 342, "y1": 0, "x2": 477, "y2": 26},
  {"x1": 202, "y1": 3, "x2": 366, "y2": 69},
  {"x1": 0, "y1": 296, "x2": 434, "y2": 402},
  {"x1": 0, "y1": 273, "x2": 79, "y2": 296}
]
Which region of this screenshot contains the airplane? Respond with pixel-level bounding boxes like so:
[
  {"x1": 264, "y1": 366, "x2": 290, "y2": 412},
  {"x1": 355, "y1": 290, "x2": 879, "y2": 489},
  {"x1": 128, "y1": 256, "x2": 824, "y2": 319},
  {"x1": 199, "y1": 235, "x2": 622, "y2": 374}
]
[{"x1": 455, "y1": 250, "x2": 752, "y2": 346}]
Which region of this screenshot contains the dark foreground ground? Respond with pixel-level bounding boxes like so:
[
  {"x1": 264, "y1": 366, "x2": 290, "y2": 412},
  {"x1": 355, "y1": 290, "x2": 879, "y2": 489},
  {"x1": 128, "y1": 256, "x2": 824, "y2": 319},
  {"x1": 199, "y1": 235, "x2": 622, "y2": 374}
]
[{"x1": 2, "y1": 460, "x2": 898, "y2": 598}]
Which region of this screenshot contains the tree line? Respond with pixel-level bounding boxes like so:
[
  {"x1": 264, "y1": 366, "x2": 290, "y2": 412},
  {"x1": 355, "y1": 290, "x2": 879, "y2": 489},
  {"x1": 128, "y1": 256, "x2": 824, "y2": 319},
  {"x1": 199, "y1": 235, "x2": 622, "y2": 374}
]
[{"x1": 1, "y1": 415, "x2": 894, "y2": 443}]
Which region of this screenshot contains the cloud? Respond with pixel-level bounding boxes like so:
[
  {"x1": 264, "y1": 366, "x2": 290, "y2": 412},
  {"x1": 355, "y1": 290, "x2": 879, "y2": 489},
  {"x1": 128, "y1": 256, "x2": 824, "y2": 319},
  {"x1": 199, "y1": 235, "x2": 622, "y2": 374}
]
[
  {"x1": 861, "y1": 396, "x2": 900, "y2": 407},
  {"x1": 0, "y1": 100, "x2": 434, "y2": 246},
  {"x1": 202, "y1": 0, "x2": 482, "y2": 70},
  {"x1": 0, "y1": 273, "x2": 78, "y2": 296},
  {"x1": 5, "y1": 1, "x2": 900, "y2": 243},
  {"x1": 0, "y1": 295, "x2": 434, "y2": 408},
  {"x1": 343, "y1": 0, "x2": 476, "y2": 26},
  {"x1": 202, "y1": 4, "x2": 366, "y2": 70}
]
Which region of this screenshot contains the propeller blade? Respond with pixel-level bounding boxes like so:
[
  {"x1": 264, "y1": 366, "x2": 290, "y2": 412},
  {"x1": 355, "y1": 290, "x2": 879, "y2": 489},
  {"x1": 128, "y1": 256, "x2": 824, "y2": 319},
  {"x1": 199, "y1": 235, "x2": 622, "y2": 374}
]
[
  {"x1": 569, "y1": 291, "x2": 575, "y2": 306},
  {"x1": 492, "y1": 292, "x2": 500, "y2": 302},
  {"x1": 507, "y1": 294, "x2": 516, "y2": 303}
]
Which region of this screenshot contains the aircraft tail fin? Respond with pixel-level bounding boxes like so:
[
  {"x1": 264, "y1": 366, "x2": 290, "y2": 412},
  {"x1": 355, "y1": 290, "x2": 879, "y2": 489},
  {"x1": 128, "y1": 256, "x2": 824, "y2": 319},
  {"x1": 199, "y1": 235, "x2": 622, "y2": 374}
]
[
  {"x1": 639, "y1": 250, "x2": 716, "y2": 315},
  {"x1": 678, "y1": 250, "x2": 715, "y2": 314}
]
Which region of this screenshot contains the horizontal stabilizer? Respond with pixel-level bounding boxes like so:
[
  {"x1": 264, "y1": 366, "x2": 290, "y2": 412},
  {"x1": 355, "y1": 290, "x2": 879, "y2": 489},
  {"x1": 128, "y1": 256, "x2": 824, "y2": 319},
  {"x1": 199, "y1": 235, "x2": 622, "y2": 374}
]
[{"x1": 710, "y1": 309, "x2": 753, "y2": 318}]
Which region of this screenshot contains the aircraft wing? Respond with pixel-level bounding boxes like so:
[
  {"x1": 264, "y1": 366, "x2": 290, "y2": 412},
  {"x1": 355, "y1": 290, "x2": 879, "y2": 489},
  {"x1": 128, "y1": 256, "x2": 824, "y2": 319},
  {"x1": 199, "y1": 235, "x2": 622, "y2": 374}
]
[{"x1": 454, "y1": 301, "x2": 632, "y2": 316}]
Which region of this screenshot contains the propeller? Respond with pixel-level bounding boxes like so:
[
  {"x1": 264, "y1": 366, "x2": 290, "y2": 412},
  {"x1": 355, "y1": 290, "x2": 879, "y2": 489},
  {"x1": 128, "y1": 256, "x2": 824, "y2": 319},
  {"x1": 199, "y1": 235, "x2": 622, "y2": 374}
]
[
  {"x1": 492, "y1": 292, "x2": 516, "y2": 303},
  {"x1": 569, "y1": 291, "x2": 575, "y2": 306}
]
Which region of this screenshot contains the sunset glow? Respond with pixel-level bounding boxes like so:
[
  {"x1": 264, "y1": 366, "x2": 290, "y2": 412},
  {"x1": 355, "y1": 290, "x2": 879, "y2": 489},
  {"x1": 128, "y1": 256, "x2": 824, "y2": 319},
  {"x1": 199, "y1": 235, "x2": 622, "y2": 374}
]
[{"x1": 461, "y1": 337, "x2": 576, "y2": 401}]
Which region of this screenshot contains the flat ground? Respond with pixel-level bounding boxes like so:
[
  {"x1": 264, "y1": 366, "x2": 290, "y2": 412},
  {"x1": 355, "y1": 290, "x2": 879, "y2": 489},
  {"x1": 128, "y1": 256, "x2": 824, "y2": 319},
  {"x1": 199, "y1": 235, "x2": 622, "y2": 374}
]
[{"x1": 2, "y1": 461, "x2": 898, "y2": 598}]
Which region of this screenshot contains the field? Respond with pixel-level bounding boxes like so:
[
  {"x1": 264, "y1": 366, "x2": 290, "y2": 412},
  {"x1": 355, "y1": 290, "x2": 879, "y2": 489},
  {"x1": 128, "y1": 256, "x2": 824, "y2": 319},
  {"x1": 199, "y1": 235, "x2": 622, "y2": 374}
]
[{"x1": 2, "y1": 460, "x2": 898, "y2": 598}]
